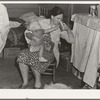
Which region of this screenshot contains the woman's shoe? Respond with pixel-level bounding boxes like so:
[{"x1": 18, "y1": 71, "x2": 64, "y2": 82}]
[
  {"x1": 81, "y1": 84, "x2": 91, "y2": 89},
  {"x1": 18, "y1": 84, "x2": 29, "y2": 89},
  {"x1": 33, "y1": 86, "x2": 42, "y2": 89}
]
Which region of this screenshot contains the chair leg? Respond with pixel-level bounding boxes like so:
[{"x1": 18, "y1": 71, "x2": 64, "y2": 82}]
[{"x1": 52, "y1": 65, "x2": 56, "y2": 83}]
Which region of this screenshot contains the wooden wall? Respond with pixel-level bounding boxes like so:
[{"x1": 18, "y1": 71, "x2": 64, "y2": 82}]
[
  {"x1": 72, "y1": 4, "x2": 91, "y2": 14},
  {"x1": 4, "y1": 4, "x2": 39, "y2": 17},
  {"x1": 39, "y1": 4, "x2": 72, "y2": 26},
  {"x1": 4, "y1": 4, "x2": 72, "y2": 18},
  {"x1": 3, "y1": 3, "x2": 94, "y2": 28},
  {"x1": 39, "y1": 4, "x2": 72, "y2": 17},
  {"x1": 4, "y1": 4, "x2": 95, "y2": 18},
  {"x1": 39, "y1": 4, "x2": 93, "y2": 17}
]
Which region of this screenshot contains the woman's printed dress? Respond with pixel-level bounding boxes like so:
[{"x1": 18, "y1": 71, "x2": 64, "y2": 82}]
[{"x1": 17, "y1": 34, "x2": 54, "y2": 73}]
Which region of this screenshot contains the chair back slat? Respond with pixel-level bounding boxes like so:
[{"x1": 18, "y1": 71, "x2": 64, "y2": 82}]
[{"x1": 38, "y1": 6, "x2": 49, "y2": 17}]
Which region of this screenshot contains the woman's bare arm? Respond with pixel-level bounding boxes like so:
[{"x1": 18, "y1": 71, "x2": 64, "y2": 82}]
[
  {"x1": 61, "y1": 23, "x2": 74, "y2": 44},
  {"x1": 44, "y1": 25, "x2": 59, "y2": 34}
]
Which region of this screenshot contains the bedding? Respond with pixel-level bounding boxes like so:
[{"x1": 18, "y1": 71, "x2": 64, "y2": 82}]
[
  {"x1": 20, "y1": 12, "x2": 38, "y2": 23},
  {"x1": 5, "y1": 17, "x2": 27, "y2": 48},
  {"x1": 9, "y1": 21, "x2": 21, "y2": 28},
  {"x1": 5, "y1": 12, "x2": 38, "y2": 48}
]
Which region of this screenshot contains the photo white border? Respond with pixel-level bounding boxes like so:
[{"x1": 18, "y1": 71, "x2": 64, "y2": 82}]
[
  {"x1": 0, "y1": 89, "x2": 100, "y2": 99},
  {"x1": 1, "y1": 1, "x2": 100, "y2": 4},
  {"x1": 0, "y1": 1, "x2": 100, "y2": 99}
]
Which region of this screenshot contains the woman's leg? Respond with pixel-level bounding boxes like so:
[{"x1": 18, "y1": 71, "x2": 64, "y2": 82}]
[
  {"x1": 31, "y1": 67, "x2": 41, "y2": 88},
  {"x1": 19, "y1": 63, "x2": 29, "y2": 87}
]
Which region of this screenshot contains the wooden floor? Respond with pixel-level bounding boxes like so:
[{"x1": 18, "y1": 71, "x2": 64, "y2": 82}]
[{"x1": 0, "y1": 57, "x2": 81, "y2": 89}]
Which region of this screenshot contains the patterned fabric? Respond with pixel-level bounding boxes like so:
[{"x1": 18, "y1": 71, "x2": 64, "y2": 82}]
[
  {"x1": 17, "y1": 49, "x2": 54, "y2": 73},
  {"x1": 5, "y1": 25, "x2": 26, "y2": 47},
  {"x1": 17, "y1": 34, "x2": 54, "y2": 73}
]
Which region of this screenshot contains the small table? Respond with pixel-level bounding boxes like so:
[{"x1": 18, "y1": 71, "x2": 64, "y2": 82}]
[{"x1": 60, "y1": 52, "x2": 71, "y2": 72}]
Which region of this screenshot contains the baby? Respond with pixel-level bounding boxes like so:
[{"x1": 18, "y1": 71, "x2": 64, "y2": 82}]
[
  {"x1": 25, "y1": 29, "x2": 48, "y2": 62},
  {"x1": 25, "y1": 22, "x2": 59, "y2": 62}
]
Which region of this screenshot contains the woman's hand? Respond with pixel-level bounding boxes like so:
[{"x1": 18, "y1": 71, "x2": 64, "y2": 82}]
[
  {"x1": 63, "y1": 23, "x2": 70, "y2": 31},
  {"x1": 59, "y1": 21, "x2": 64, "y2": 31}
]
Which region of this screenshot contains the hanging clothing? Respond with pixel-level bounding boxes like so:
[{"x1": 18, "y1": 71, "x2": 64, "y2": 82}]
[
  {"x1": 71, "y1": 14, "x2": 100, "y2": 87},
  {"x1": 0, "y1": 4, "x2": 9, "y2": 53}
]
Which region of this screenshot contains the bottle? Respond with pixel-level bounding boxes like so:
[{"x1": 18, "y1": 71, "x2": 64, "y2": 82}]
[{"x1": 90, "y1": 5, "x2": 97, "y2": 17}]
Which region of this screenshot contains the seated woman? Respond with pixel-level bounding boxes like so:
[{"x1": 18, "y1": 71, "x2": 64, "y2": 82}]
[{"x1": 17, "y1": 6, "x2": 73, "y2": 89}]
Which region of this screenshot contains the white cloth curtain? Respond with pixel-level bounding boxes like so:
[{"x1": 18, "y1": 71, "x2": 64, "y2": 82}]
[
  {"x1": 0, "y1": 4, "x2": 9, "y2": 53},
  {"x1": 71, "y1": 22, "x2": 100, "y2": 87}
]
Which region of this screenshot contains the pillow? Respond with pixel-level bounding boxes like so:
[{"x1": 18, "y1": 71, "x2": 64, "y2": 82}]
[
  {"x1": 20, "y1": 12, "x2": 38, "y2": 22},
  {"x1": 9, "y1": 21, "x2": 22, "y2": 28},
  {"x1": 26, "y1": 16, "x2": 46, "y2": 31}
]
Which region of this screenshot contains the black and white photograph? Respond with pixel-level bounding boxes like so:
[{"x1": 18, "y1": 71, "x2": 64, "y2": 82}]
[{"x1": 0, "y1": 1, "x2": 100, "y2": 99}]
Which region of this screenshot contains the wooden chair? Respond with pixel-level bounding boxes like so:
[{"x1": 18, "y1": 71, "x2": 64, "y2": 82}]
[
  {"x1": 42, "y1": 60, "x2": 56, "y2": 83},
  {"x1": 29, "y1": 60, "x2": 56, "y2": 83}
]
